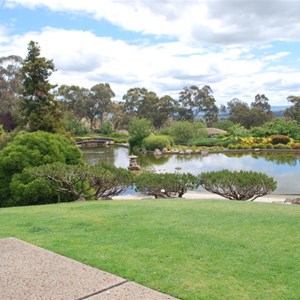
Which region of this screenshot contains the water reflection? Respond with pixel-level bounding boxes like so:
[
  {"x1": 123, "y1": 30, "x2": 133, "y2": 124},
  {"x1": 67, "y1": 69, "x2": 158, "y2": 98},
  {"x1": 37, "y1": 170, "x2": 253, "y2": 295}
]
[{"x1": 82, "y1": 146, "x2": 300, "y2": 194}]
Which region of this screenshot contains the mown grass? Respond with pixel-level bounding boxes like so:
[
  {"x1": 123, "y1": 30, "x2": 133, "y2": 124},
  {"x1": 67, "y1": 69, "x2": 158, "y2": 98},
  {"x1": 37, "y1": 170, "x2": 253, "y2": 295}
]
[{"x1": 0, "y1": 199, "x2": 299, "y2": 300}]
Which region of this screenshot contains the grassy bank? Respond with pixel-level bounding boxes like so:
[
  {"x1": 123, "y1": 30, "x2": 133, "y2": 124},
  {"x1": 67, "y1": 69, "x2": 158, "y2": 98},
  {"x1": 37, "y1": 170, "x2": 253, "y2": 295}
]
[{"x1": 0, "y1": 199, "x2": 299, "y2": 299}]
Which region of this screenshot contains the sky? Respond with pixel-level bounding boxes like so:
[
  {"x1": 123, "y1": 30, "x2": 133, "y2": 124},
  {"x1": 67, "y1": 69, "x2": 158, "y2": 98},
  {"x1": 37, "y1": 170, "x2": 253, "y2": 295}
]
[{"x1": 1, "y1": 0, "x2": 300, "y2": 106}]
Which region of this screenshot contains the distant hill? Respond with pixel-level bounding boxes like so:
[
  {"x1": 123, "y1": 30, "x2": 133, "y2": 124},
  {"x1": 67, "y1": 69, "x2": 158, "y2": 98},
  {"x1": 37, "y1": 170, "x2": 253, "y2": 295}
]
[{"x1": 218, "y1": 106, "x2": 290, "y2": 118}]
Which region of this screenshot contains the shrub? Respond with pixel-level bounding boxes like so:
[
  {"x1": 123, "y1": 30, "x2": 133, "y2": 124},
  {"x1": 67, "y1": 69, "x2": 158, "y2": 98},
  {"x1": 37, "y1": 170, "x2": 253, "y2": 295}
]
[
  {"x1": 128, "y1": 118, "x2": 152, "y2": 148},
  {"x1": 64, "y1": 112, "x2": 89, "y2": 135},
  {"x1": 135, "y1": 172, "x2": 199, "y2": 198},
  {"x1": 142, "y1": 135, "x2": 174, "y2": 151},
  {"x1": 269, "y1": 135, "x2": 290, "y2": 145},
  {"x1": 292, "y1": 143, "x2": 300, "y2": 149},
  {"x1": 0, "y1": 131, "x2": 83, "y2": 207},
  {"x1": 199, "y1": 170, "x2": 277, "y2": 201},
  {"x1": 265, "y1": 143, "x2": 274, "y2": 149},
  {"x1": 188, "y1": 137, "x2": 221, "y2": 147},
  {"x1": 273, "y1": 143, "x2": 292, "y2": 149},
  {"x1": 251, "y1": 118, "x2": 300, "y2": 139},
  {"x1": 29, "y1": 162, "x2": 133, "y2": 201},
  {"x1": 165, "y1": 121, "x2": 207, "y2": 145},
  {"x1": 100, "y1": 121, "x2": 114, "y2": 135}
]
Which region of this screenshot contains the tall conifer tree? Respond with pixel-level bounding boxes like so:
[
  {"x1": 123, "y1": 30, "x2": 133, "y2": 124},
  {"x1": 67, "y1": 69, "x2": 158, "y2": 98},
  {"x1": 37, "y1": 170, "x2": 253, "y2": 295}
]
[{"x1": 20, "y1": 41, "x2": 62, "y2": 132}]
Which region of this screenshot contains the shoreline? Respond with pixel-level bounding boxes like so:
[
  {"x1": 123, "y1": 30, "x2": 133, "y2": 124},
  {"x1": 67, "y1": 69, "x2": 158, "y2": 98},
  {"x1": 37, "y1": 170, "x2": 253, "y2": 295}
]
[{"x1": 112, "y1": 193, "x2": 300, "y2": 204}]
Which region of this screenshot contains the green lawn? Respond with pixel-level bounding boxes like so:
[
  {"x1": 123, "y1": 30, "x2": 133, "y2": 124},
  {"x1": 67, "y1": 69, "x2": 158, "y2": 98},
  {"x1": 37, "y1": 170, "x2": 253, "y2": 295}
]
[{"x1": 0, "y1": 199, "x2": 299, "y2": 300}]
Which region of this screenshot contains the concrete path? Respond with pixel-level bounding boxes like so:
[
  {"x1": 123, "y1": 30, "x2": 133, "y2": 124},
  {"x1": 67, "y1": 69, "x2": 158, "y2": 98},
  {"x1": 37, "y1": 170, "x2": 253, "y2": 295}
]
[{"x1": 0, "y1": 238, "x2": 179, "y2": 300}]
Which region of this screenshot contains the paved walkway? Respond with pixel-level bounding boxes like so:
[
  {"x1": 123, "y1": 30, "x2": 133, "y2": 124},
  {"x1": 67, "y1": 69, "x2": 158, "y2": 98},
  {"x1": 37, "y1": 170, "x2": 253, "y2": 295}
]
[{"x1": 0, "y1": 238, "x2": 179, "y2": 300}]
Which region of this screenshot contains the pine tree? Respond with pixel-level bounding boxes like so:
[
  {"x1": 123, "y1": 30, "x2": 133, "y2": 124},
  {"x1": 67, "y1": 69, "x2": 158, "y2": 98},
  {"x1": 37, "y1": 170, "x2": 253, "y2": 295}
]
[{"x1": 20, "y1": 41, "x2": 62, "y2": 132}]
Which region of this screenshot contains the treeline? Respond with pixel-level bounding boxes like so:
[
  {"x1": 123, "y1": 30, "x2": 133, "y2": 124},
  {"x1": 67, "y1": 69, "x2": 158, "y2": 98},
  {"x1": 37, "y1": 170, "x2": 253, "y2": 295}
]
[{"x1": 1, "y1": 41, "x2": 300, "y2": 135}]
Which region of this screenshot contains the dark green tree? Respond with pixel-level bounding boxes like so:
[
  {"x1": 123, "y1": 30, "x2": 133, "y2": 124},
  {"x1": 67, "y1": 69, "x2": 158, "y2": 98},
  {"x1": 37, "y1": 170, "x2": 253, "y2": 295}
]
[
  {"x1": 0, "y1": 131, "x2": 83, "y2": 206},
  {"x1": 19, "y1": 41, "x2": 62, "y2": 132}
]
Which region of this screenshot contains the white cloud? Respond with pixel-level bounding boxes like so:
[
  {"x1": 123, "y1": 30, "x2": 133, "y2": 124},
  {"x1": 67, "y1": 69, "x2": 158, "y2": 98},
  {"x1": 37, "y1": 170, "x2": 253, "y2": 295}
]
[
  {"x1": 5, "y1": 0, "x2": 300, "y2": 44},
  {"x1": 1, "y1": 25, "x2": 298, "y2": 105},
  {"x1": 2, "y1": 0, "x2": 300, "y2": 105}
]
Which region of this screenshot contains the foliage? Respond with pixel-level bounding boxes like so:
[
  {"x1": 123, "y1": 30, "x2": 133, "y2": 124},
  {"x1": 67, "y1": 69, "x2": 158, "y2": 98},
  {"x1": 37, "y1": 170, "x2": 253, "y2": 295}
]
[
  {"x1": 0, "y1": 55, "x2": 22, "y2": 130},
  {"x1": 8, "y1": 171, "x2": 72, "y2": 207},
  {"x1": 268, "y1": 134, "x2": 290, "y2": 145},
  {"x1": 284, "y1": 95, "x2": 300, "y2": 123},
  {"x1": 30, "y1": 162, "x2": 133, "y2": 201},
  {"x1": 164, "y1": 121, "x2": 207, "y2": 145},
  {"x1": 19, "y1": 41, "x2": 63, "y2": 132},
  {"x1": 212, "y1": 119, "x2": 235, "y2": 131},
  {"x1": 142, "y1": 135, "x2": 174, "y2": 151},
  {"x1": 89, "y1": 83, "x2": 115, "y2": 128},
  {"x1": 199, "y1": 170, "x2": 277, "y2": 201},
  {"x1": 123, "y1": 87, "x2": 176, "y2": 128},
  {"x1": 291, "y1": 143, "x2": 300, "y2": 149},
  {"x1": 273, "y1": 143, "x2": 292, "y2": 150},
  {"x1": 188, "y1": 137, "x2": 222, "y2": 147},
  {"x1": 100, "y1": 120, "x2": 114, "y2": 135},
  {"x1": 0, "y1": 131, "x2": 82, "y2": 206},
  {"x1": 177, "y1": 85, "x2": 219, "y2": 125},
  {"x1": 227, "y1": 124, "x2": 249, "y2": 137},
  {"x1": 128, "y1": 118, "x2": 152, "y2": 148},
  {"x1": 56, "y1": 84, "x2": 90, "y2": 121},
  {"x1": 227, "y1": 98, "x2": 273, "y2": 129},
  {"x1": 0, "y1": 124, "x2": 3, "y2": 135},
  {"x1": 250, "y1": 118, "x2": 300, "y2": 139},
  {"x1": 135, "y1": 172, "x2": 199, "y2": 198},
  {"x1": 64, "y1": 112, "x2": 89, "y2": 135}
]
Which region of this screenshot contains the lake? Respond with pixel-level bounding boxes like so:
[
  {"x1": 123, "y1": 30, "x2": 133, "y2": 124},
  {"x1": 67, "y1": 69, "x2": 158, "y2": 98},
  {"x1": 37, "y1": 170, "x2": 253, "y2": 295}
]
[{"x1": 82, "y1": 146, "x2": 300, "y2": 194}]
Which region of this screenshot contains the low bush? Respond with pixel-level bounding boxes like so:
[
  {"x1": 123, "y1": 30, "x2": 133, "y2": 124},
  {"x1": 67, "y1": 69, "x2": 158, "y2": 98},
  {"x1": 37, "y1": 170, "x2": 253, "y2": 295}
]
[
  {"x1": 265, "y1": 143, "x2": 274, "y2": 149},
  {"x1": 292, "y1": 143, "x2": 300, "y2": 149},
  {"x1": 269, "y1": 135, "x2": 290, "y2": 145},
  {"x1": 273, "y1": 143, "x2": 292, "y2": 149},
  {"x1": 135, "y1": 172, "x2": 199, "y2": 198},
  {"x1": 29, "y1": 162, "x2": 133, "y2": 201},
  {"x1": 188, "y1": 137, "x2": 221, "y2": 147},
  {"x1": 142, "y1": 135, "x2": 174, "y2": 151},
  {"x1": 199, "y1": 170, "x2": 277, "y2": 201}
]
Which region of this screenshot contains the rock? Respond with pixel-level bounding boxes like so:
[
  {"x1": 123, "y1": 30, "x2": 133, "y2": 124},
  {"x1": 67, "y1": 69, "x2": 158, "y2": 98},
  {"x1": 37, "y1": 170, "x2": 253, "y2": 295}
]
[
  {"x1": 162, "y1": 147, "x2": 168, "y2": 153},
  {"x1": 284, "y1": 198, "x2": 300, "y2": 204},
  {"x1": 185, "y1": 149, "x2": 193, "y2": 154},
  {"x1": 153, "y1": 149, "x2": 162, "y2": 156}
]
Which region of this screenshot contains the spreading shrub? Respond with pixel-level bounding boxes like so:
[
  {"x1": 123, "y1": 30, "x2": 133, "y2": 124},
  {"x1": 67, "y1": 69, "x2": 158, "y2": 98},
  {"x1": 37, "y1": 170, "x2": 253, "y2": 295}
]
[
  {"x1": 29, "y1": 162, "x2": 133, "y2": 201},
  {"x1": 135, "y1": 172, "x2": 199, "y2": 198},
  {"x1": 269, "y1": 135, "x2": 290, "y2": 145},
  {"x1": 273, "y1": 143, "x2": 292, "y2": 150},
  {"x1": 0, "y1": 131, "x2": 83, "y2": 207},
  {"x1": 199, "y1": 170, "x2": 277, "y2": 201},
  {"x1": 142, "y1": 135, "x2": 174, "y2": 151}
]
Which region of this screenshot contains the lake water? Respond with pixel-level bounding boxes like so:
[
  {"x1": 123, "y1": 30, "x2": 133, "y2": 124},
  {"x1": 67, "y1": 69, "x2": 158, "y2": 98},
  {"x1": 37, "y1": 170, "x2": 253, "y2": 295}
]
[{"x1": 82, "y1": 146, "x2": 300, "y2": 195}]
